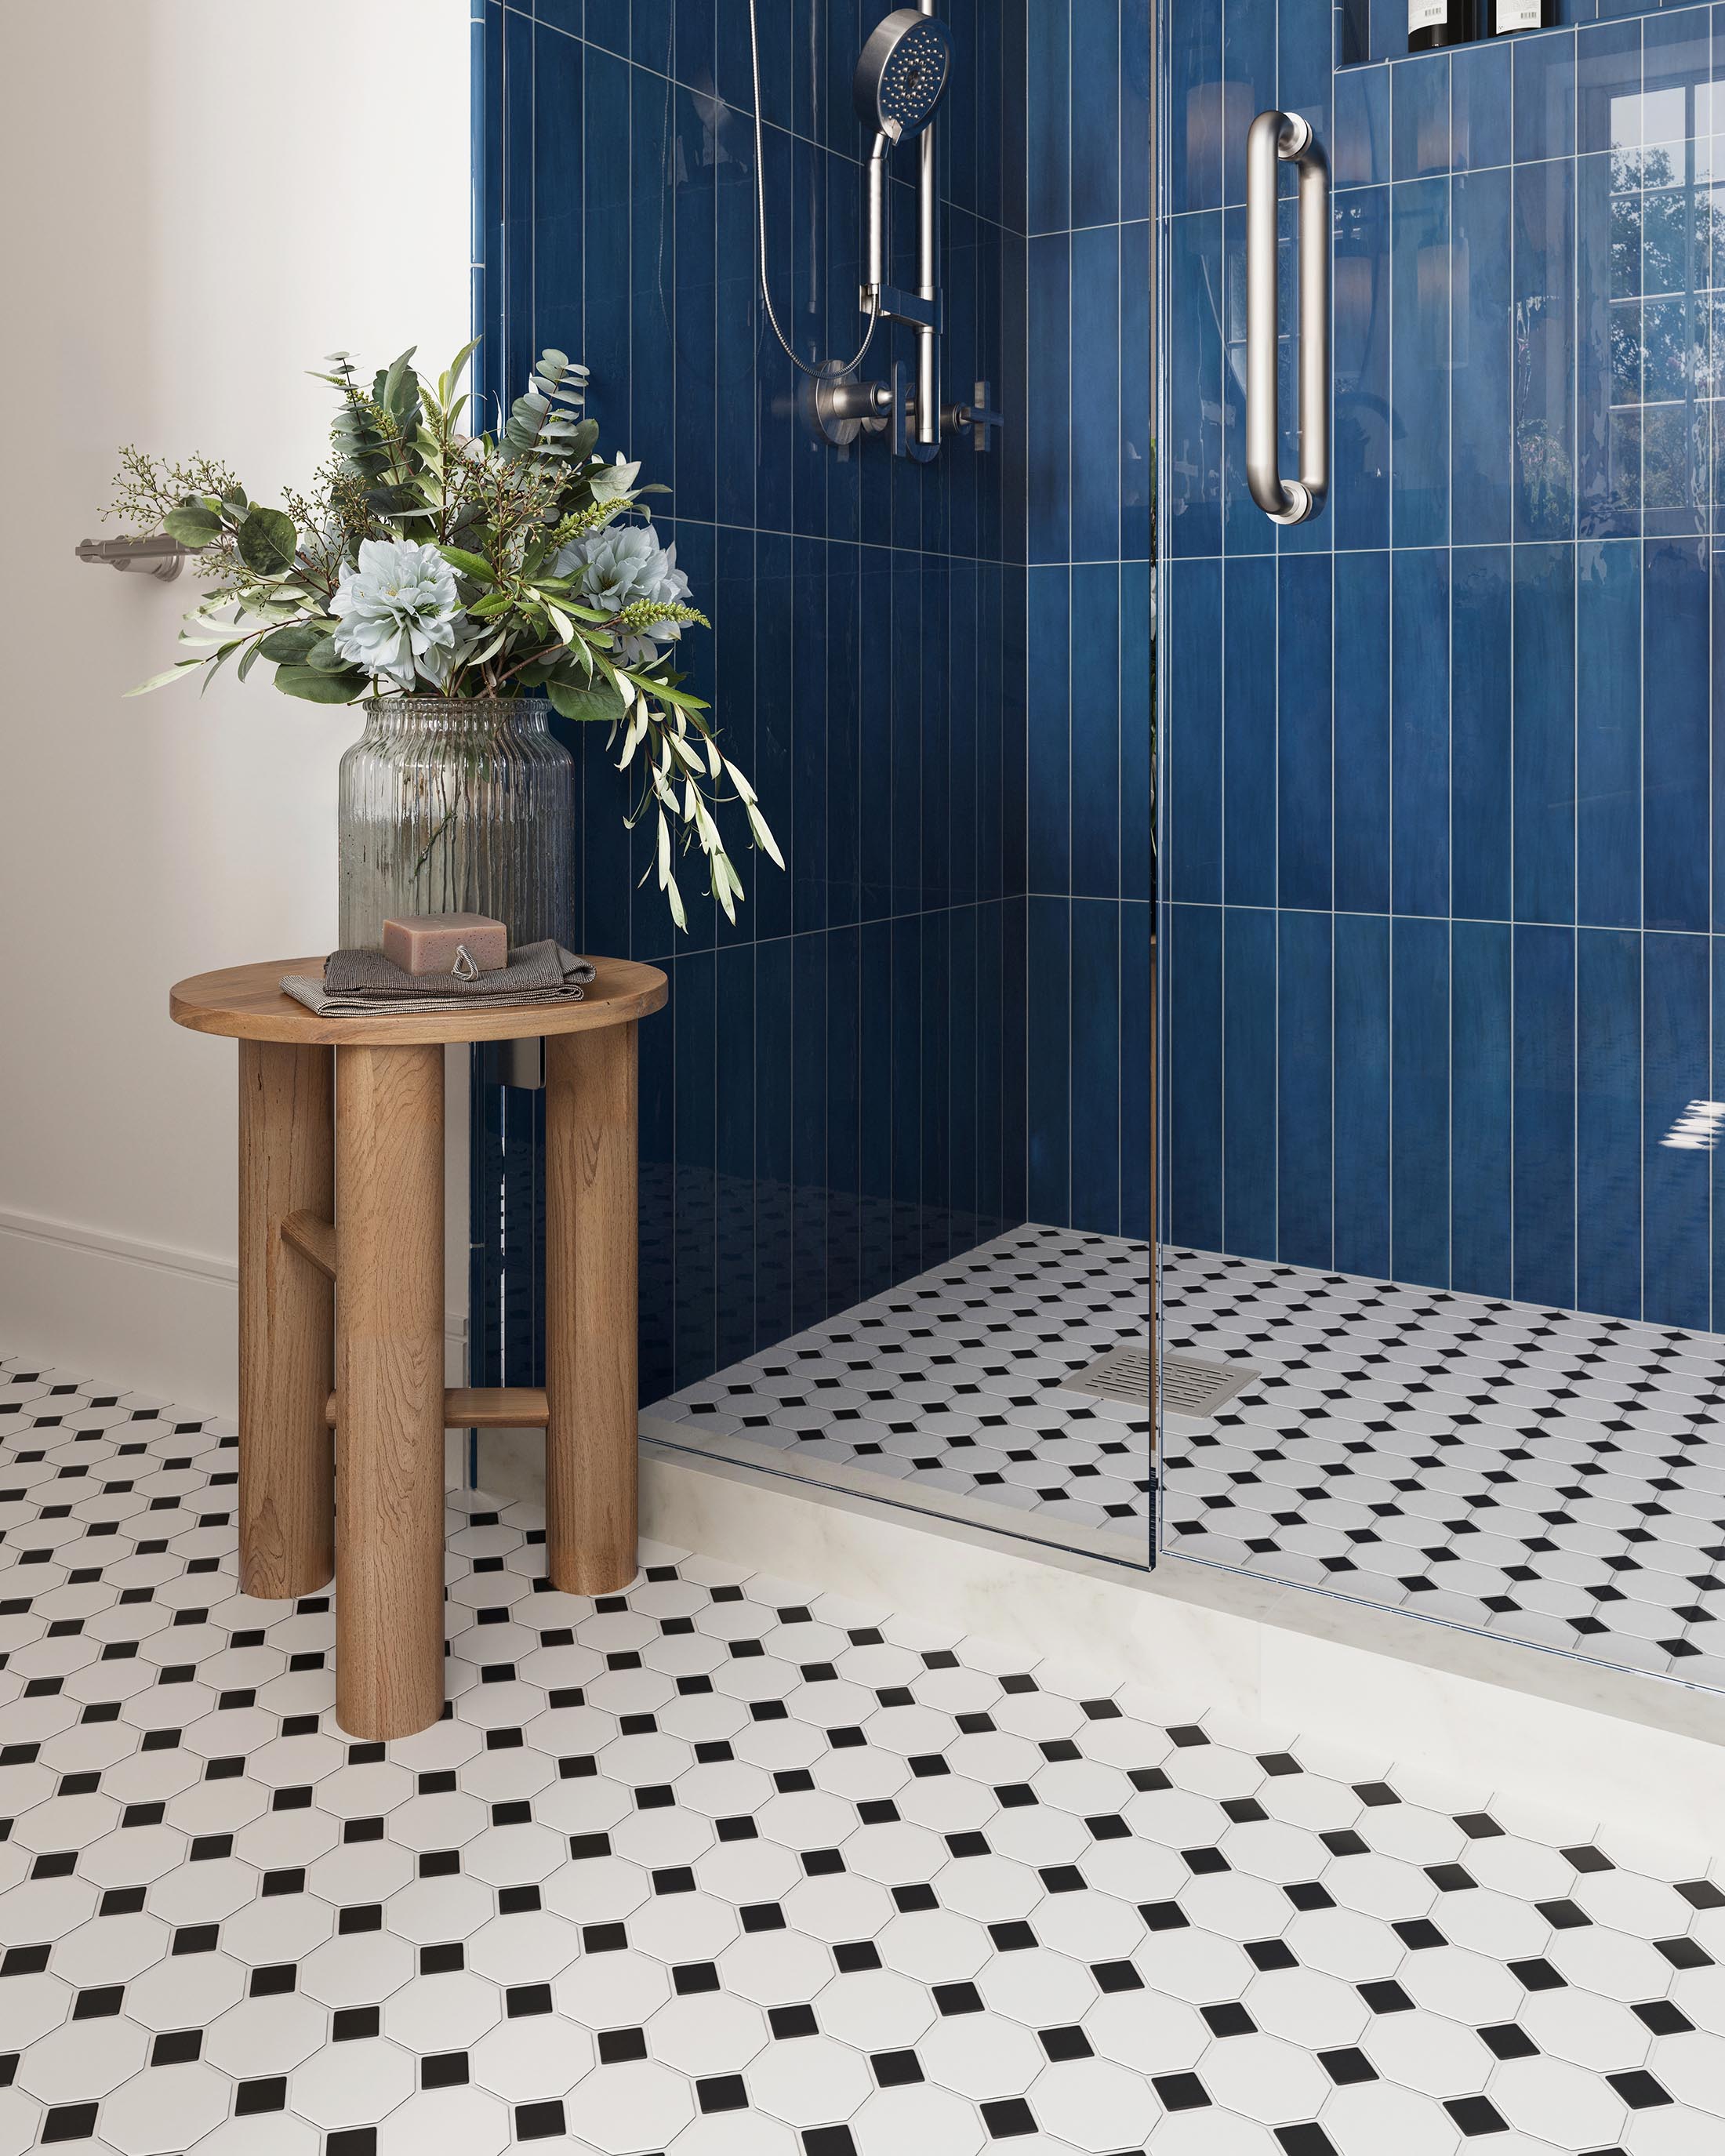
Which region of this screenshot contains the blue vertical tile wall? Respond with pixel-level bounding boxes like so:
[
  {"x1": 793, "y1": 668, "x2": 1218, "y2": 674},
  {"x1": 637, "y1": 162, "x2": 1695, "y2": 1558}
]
[
  {"x1": 1163, "y1": 1, "x2": 1725, "y2": 1332},
  {"x1": 472, "y1": 0, "x2": 1066, "y2": 1400}
]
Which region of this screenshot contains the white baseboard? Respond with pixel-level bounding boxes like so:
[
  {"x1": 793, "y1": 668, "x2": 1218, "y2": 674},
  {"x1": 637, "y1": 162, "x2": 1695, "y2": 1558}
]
[{"x1": 0, "y1": 1204, "x2": 466, "y2": 1421}]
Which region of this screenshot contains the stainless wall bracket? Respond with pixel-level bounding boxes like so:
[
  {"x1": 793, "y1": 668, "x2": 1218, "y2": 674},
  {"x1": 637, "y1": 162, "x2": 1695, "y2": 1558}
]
[{"x1": 74, "y1": 534, "x2": 191, "y2": 583}]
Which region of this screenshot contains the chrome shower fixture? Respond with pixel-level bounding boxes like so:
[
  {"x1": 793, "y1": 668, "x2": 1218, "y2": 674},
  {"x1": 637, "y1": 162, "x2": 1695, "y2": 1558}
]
[
  {"x1": 855, "y1": 7, "x2": 952, "y2": 143},
  {"x1": 746, "y1": 0, "x2": 1000, "y2": 463}
]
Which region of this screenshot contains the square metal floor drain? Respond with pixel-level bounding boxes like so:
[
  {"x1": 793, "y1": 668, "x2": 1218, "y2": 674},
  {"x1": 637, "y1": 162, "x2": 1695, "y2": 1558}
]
[{"x1": 1067, "y1": 1343, "x2": 1259, "y2": 1417}]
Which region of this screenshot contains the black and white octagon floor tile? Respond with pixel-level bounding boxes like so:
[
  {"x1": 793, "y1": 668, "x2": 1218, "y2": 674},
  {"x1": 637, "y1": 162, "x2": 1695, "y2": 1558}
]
[
  {"x1": 1159, "y1": 1250, "x2": 1725, "y2": 1696},
  {"x1": 649, "y1": 1225, "x2": 1154, "y2": 1555},
  {"x1": 5, "y1": 1354, "x2": 1725, "y2": 2151}
]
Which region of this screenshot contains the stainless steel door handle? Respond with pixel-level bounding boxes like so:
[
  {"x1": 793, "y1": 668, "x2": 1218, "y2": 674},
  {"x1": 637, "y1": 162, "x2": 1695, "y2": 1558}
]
[{"x1": 1245, "y1": 109, "x2": 1329, "y2": 526}]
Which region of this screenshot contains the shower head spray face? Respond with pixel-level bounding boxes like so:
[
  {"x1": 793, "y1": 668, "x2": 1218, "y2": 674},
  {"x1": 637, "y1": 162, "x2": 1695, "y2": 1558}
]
[{"x1": 855, "y1": 8, "x2": 953, "y2": 143}]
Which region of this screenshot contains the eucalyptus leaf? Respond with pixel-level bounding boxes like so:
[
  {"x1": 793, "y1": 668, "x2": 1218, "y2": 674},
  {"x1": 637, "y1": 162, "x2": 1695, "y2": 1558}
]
[
  {"x1": 163, "y1": 505, "x2": 223, "y2": 548},
  {"x1": 438, "y1": 545, "x2": 496, "y2": 585},
  {"x1": 236, "y1": 506, "x2": 298, "y2": 575},
  {"x1": 256, "y1": 624, "x2": 324, "y2": 663},
  {"x1": 547, "y1": 677, "x2": 627, "y2": 724},
  {"x1": 273, "y1": 664, "x2": 367, "y2": 703}
]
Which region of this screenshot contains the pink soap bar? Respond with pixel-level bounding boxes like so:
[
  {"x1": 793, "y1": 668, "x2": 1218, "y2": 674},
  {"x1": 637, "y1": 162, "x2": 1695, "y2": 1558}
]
[{"x1": 382, "y1": 912, "x2": 508, "y2": 976}]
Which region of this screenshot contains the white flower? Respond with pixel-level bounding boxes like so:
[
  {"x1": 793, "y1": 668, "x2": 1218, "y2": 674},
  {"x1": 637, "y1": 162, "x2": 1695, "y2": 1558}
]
[
  {"x1": 553, "y1": 521, "x2": 690, "y2": 666},
  {"x1": 330, "y1": 538, "x2": 464, "y2": 688}
]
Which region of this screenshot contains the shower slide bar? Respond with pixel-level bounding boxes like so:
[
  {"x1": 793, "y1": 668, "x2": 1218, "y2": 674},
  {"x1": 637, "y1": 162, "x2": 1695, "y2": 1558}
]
[{"x1": 1245, "y1": 107, "x2": 1330, "y2": 526}]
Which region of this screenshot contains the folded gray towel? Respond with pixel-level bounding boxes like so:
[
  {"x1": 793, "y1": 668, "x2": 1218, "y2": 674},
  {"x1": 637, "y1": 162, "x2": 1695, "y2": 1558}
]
[{"x1": 281, "y1": 942, "x2": 597, "y2": 1018}]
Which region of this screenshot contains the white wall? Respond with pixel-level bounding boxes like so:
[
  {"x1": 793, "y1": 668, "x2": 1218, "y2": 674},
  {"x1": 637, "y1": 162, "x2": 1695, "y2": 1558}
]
[{"x1": 0, "y1": 2, "x2": 474, "y2": 1415}]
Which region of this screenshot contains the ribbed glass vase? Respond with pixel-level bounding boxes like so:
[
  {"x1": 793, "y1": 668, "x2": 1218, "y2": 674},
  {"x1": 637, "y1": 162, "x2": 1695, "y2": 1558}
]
[{"x1": 336, "y1": 698, "x2": 574, "y2": 950}]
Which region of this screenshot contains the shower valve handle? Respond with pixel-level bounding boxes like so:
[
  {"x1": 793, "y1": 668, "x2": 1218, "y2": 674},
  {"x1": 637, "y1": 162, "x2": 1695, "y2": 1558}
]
[{"x1": 946, "y1": 381, "x2": 1003, "y2": 452}]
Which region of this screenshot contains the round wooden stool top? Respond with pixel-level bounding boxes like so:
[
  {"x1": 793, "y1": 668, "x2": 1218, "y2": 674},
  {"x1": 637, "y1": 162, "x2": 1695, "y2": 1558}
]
[{"x1": 170, "y1": 955, "x2": 667, "y2": 1046}]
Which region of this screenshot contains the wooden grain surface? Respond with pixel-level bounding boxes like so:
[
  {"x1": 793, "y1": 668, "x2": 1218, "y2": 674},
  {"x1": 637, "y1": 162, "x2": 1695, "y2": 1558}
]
[
  {"x1": 238, "y1": 1041, "x2": 335, "y2": 1600},
  {"x1": 545, "y1": 1022, "x2": 640, "y2": 1595},
  {"x1": 333, "y1": 1041, "x2": 447, "y2": 1738},
  {"x1": 170, "y1": 956, "x2": 666, "y2": 1045}
]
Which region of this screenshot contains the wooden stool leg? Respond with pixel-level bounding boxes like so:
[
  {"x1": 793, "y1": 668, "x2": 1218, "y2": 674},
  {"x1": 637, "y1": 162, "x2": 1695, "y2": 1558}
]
[
  {"x1": 545, "y1": 1022, "x2": 639, "y2": 1594},
  {"x1": 334, "y1": 1042, "x2": 446, "y2": 1739},
  {"x1": 238, "y1": 1040, "x2": 334, "y2": 1600}
]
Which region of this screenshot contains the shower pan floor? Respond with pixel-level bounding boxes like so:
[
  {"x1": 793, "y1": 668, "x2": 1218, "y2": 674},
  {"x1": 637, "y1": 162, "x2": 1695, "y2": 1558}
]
[
  {"x1": 655, "y1": 1228, "x2": 1725, "y2": 1700},
  {"x1": 1161, "y1": 1250, "x2": 1725, "y2": 1697},
  {"x1": 647, "y1": 1225, "x2": 1155, "y2": 1562}
]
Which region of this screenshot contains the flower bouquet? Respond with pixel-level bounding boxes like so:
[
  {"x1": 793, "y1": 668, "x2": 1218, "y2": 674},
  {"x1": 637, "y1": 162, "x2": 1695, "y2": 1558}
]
[{"x1": 110, "y1": 343, "x2": 779, "y2": 931}]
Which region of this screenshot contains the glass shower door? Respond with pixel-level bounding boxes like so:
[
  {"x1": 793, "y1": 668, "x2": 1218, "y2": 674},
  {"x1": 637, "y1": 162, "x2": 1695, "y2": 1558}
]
[{"x1": 1157, "y1": 3, "x2": 1725, "y2": 1691}]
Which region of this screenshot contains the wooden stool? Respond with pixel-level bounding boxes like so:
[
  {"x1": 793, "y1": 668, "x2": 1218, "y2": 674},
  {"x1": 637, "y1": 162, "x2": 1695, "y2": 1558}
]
[{"x1": 169, "y1": 956, "x2": 668, "y2": 1740}]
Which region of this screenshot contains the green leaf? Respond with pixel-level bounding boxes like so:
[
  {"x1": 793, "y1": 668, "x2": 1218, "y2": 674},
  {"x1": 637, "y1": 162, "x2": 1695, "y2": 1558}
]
[
  {"x1": 236, "y1": 506, "x2": 298, "y2": 576},
  {"x1": 547, "y1": 676, "x2": 628, "y2": 724},
  {"x1": 163, "y1": 505, "x2": 223, "y2": 549},
  {"x1": 438, "y1": 545, "x2": 496, "y2": 585},
  {"x1": 272, "y1": 664, "x2": 367, "y2": 704},
  {"x1": 256, "y1": 624, "x2": 324, "y2": 663},
  {"x1": 306, "y1": 636, "x2": 354, "y2": 673},
  {"x1": 124, "y1": 658, "x2": 205, "y2": 698}
]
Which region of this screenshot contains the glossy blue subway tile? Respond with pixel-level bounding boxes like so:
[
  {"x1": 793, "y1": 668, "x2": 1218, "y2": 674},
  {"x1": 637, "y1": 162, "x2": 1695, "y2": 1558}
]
[
  {"x1": 1451, "y1": 920, "x2": 1513, "y2": 1299},
  {"x1": 1451, "y1": 546, "x2": 1513, "y2": 923},
  {"x1": 1121, "y1": 901, "x2": 1153, "y2": 1240},
  {"x1": 1277, "y1": 555, "x2": 1333, "y2": 914},
  {"x1": 1071, "y1": 566, "x2": 1122, "y2": 899},
  {"x1": 1578, "y1": 17, "x2": 1640, "y2": 156},
  {"x1": 1576, "y1": 150, "x2": 1640, "y2": 540},
  {"x1": 1120, "y1": 561, "x2": 1153, "y2": 906},
  {"x1": 1027, "y1": 233, "x2": 1073, "y2": 562},
  {"x1": 1278, "y1": 909, "x2": 1333, "y2": 1269},
  {"x1": 921, "y1": 910, "x2": 953, "y2": 1269},
  {"x1": 714, "y1": 942, "x2": 757, "y2": 1365},
  {"x1": 1170, "y1": 902, "x2": 1225, "y2": 1250},
  {"x1": 1334, "y1": 549, "x2": 1392, "y2": 915},
  {"x1": 1072, "y1": 223, "x2": 1123, "y2": 562},
  {"x1": 1514, "y1": 27, "x2": 1578, "y2": 165},
  {"x1": 1392, "y1": 52, "x2": 1450, "y2": 180},
  {"x1": 1328, "y1": 909, "x2": 1397, "y2": 1276},
  {"x1": 1028, "y1": 1, "x2": 1072, "y2": 233},
  {"x1": 1028, "y1": 898, "x2": 1073, "y2": 1225},
  {"x1": 1169, "y1": 557, "x2": 1224, "y2": 903},
  {"x1": 1028, "y1": 565, "x2": 1073, "y2": 895},
  {"x1": 1643, "y1": 929, "x2": 1712, "y2": 1330},
  {"x1": 1644, "y1": 538, "x2": 1709, "y2": 933},
  {"x1": 1391, "y1": 548, "x2": 1451, "y2": 918},
  {"x1": 1513, "y1": 924, "x2": 1577, "y2": 1308},
  {"x1": 673, "y1": 949, "x2": 717, "y2": 1388},
  {"x1": 1335, "y1": 57, "x2": 1389, "y2": 189},
  {"x1": 630, "y1": 65, "x2": 677, "y2": 496},
  {"x1": 1121, "y1": 0, "x2": 1153, "y2": 224},
  {"x1": 1222, "y1": 0, "x2": 1277, "y2": 209},
  {"x1": 921, "y1": 561, "x2": 951, "y2": 913},
  {"x1": 1513, "y1": 158, "x2": 1576, "y2": 542},
  {"x1": 536, "y1": 0, "x2": 581, "y2": 34},
  {"x1": 1169, "y1": 0, "x2": 1223, "y2": 213},
  {"x1": 1452, "y1": 169, "x2": 1513, "y2": 546},
  {"x1": 677, "y1": 0, "x2": 716, "y2": 95},
  {"x1": 1280, "y1": 0, "x2": 1333, "y2": 148},
  {"x1": 1224, "y1": 906, "x2": 1278, "y2": 1265},
  {"x1": 826, "y1": 924, "x2": 862, "y2": 1310},
  {"x1": 1575, "y1": 539, "x2": 1641, "y2": 928},
  {"x1": 1121, "y1": 221, "x2": 1153, "y2": 560},
  {"x1": 1072, "y1": 0, "x2": 1121, "y2": 229},
  {"x1": 791, "y1": 538, "x2": 828, "y2": 934},
  {"x1": 1386, "y1": 915, "x2": 1447, "y2": 1288},
  {"x1": 1168, "y1": 209, "x2": 1224, "y2": 557},
  {"x1": 1223, "y1": 556, "x2": 1277, "y2": 908},
  {"x1": 754, "y1": 533, "x2": 794, "y2": 942},
  {"x1": 1575, "y1": 927, "x2": 1643, "y2": 1321},
  {"x1": 1219, "y1": 208, "x2": 1273, "y2": 560},
  {"x1": 1453, "y1": 38, "x2": 1512, "y2": 171},
  {"x1": 889, "y1": 554, "x2": 922, "y2": 917},
  {"x1": 858, "y1": 916, "x2": 894, "y2": 1301},
  {"x1": 1334, "y1": 186, "x2": 1391, "y2": 552},
  {"x1": 532, "y1": 25, "x2": 583, "y2": 365},
  {"x1": 1644, "y1": 4, "x2": 1711, "y2": 105},
  {"x1": 1512, "y1": 541, "x2": 1577, "y2": 925},
  {"x1": 890, "y1": 914, "x2": 923, "y2": 1278},
  {"x1": 1391, "y1": 177, "x2": 1451, "y2": 546},
  {"x1": 1071, "y1": 900, "x2": 1123, "y2": 1233}
]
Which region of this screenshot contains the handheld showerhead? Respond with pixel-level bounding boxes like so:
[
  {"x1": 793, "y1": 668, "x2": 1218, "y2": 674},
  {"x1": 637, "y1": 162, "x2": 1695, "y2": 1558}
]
[{"x1": 855, "y1": 8, "x2": 953, "y2": 143}]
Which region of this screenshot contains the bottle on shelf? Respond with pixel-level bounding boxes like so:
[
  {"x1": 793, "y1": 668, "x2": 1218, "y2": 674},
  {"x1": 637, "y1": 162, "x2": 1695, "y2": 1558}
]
[
  {"x1": 1480, "y1": 0, "x2": 1555, "y2": 31},
  {"x1": 1407, "y1": 0, "x2": 1472, "y2": 49}
]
